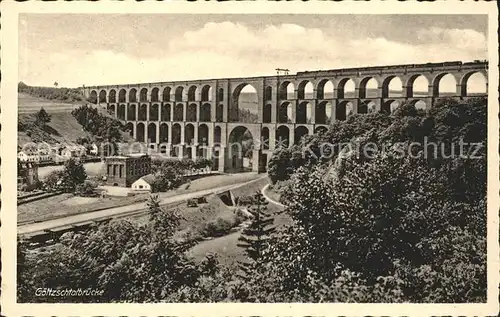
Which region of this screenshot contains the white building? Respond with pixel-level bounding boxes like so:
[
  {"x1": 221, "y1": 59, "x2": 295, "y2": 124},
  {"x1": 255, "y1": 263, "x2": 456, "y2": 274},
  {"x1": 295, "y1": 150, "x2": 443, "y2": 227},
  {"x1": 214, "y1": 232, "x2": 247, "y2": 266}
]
[
  {"x1": 37, "y1": 144, "x2": 52, "y2": 162},
  {"x1": 131, "y1": 174, "x2": 155, "y2": 191},
  {"x1": 61, "y1": 144, "x2": 86, "y2": 158},
  {"x1": 61, "y1": 147, "x2": 76, "y2": 158},
  {"x1": 37, "y1": 151, "x2": 51, "y2": 162},
  {"x1": 17, "y1": 150, "x2": 39, "y2": 163},
  {"x1": 90, "y1": 143, "x2": 99, "y2": 156}
]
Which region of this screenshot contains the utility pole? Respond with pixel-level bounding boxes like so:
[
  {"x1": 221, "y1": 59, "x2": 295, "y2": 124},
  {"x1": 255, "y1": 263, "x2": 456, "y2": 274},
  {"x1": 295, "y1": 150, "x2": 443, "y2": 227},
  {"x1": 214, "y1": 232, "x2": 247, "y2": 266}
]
[{"x1": 275, "y1": 68, "x2": 290, "y2": 100}]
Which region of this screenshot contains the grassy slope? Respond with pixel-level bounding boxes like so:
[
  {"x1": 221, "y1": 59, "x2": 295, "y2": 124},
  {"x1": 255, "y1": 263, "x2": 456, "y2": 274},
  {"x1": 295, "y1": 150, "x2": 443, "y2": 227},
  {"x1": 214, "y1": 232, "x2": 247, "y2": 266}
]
[
  {"x1": 18, "y1": 93, "x2": 83, "y2": 114},
  {"x1": 17, "y1": 193, "x2": 149, "y2": 224},
  {"x1": 156, "y1": 172, "x2": 263, "y2": 200},
  {"x1": 18, "y1": 93, "x2": 130, "y2": 147}
]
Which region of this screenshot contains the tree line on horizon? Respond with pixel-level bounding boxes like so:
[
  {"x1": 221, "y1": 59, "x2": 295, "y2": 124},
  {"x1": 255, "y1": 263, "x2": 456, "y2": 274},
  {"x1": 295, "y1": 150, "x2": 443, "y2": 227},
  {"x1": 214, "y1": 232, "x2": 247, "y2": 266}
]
[{"x1": 18, "y1": 81, "x2": 84, "y2": 102}]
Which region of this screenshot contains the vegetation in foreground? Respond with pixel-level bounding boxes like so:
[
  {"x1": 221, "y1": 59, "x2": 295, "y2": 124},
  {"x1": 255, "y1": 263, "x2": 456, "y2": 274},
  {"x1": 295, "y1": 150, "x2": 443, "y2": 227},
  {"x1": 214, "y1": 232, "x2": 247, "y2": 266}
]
[{"x1": 18, "y1": 98, "x2": 487, "y2": 303}]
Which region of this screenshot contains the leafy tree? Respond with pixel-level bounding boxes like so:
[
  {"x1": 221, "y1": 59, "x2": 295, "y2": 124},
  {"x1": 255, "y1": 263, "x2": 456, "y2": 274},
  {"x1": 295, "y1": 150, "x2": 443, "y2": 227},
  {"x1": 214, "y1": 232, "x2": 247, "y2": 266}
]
[
  {"x1": 18, "y1": 200, "x2": 201, "y2": 303},
  {"x1": 18, "y1": 81, "x2": 28, "y2": 92},
  {"x1": 271, "y1": 142, "x2": 486, "y2": 302},
  {"x1": 237, "y1": 191, "x2": 276, "y2": 279},
  {"x1": 193, "y1": 157, "x2": 213, "y2": 171},
  {"x1": 267, "y1": 147, "x2": 295, "y2": 183},
  {"x1": 238, "y1": 108, "x2": 259, "y2": 123},
  {"x1": 147, "y1": 194, "x2": 182, "y2": 238},
  {"x1": 76, "y1": 136, "x2": 91, "y2": 145},
  {"x1": 100, "y1": 141, "x2": 119, "y2": 157},
  {"x1": 71, "y1": 105, "x2": 125, "y2": 141},
  {"x1": 150, "y1": 164, "x2": 184, "y2": 193},
  {"x1": 61, "y1": 158, "x2": 87, "y2": 192},
  {"x1": 17, "y1": 240, "x2": 34, "y2": 301},
  {"x1": 35, "y1": 107, "x2": 52, "y2": 127}
]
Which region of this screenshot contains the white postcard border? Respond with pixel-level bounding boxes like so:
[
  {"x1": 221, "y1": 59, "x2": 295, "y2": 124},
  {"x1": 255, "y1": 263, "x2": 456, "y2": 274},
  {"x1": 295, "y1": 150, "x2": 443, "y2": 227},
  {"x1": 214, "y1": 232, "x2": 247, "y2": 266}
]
[{"x1": 1, "y1": 1, "x2": 498, "y2": 316}]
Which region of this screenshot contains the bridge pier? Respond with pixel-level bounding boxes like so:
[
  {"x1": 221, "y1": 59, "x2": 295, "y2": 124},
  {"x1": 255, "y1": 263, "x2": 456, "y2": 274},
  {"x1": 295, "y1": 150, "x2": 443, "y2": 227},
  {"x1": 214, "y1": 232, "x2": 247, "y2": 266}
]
[
  {"x1": 218, "y1": 146, "x2": 226, "y2": 172},
  {"x1": 191, "y1": 145, "x2": 197, "y2": 160}
]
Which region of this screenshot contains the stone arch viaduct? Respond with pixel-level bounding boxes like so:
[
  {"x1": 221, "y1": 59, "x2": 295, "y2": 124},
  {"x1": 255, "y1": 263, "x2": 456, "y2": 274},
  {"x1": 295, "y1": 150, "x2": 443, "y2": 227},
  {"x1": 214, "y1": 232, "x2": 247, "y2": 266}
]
[{"x1": 83, "y1": 60, "x2": 488, "y2": 173}]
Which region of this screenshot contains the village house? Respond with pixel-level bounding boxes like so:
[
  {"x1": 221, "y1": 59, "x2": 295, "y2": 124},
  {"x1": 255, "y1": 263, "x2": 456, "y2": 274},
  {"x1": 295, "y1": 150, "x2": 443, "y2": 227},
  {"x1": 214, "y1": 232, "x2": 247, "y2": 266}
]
[
  {"x1": 131, "y1": 174, "x2": 155, "y2": 191},
  {"x1": 17, "y1": 150, "x2": 39, "y2": 163},
  {"x1": 37, "y1": 146, "x2": 52, "y2": 163},
  {"x1": 61, "y1": 144, "x2": 86, "y2": 158}
]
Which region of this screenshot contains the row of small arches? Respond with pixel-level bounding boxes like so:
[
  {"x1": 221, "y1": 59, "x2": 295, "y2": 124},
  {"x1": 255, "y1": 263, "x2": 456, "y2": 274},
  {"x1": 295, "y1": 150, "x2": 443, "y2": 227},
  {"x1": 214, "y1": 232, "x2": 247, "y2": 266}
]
[
  {"x1": 126, "y1": 122, "x2": 325, "y2": 150},
  {"x1": 272, "y1": 71, "x2": 486, "y2": 100},
  {"x1": 91, "y1": 85, "x2": 220, "y2": 103},
  {"x1": 109, "y1": 103, "x2": 215, "y2": 122},
  {"x1": 272, "y1": 99, "x2": 427, "y2": 124},
  {"x1": 110, "y1": 99, "x2": 426, "y2": 124}
]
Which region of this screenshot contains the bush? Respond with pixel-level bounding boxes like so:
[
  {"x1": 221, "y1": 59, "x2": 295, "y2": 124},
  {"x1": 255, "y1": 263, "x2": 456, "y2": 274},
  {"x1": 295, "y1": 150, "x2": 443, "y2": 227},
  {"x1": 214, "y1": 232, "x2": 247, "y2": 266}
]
[
  {"x1": 43, "y1": 170, "x2": 64, "y2": 191},
  {"x1": 75, "y1": 180, "x2": 98, "y2": 197},
  {"x1": 234, "y1": 208, "x2": 249, "y2": 225},
  {"x1": 202, "y1": 217, "x2": 234, "y2": 237},
  {"x1": 235, "y1": 195, "x2": 254, "y2": 206}
]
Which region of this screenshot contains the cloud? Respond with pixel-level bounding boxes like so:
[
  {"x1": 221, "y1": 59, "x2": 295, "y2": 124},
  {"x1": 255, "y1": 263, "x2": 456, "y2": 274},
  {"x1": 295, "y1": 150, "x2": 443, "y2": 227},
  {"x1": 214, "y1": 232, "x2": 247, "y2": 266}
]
[
  {"x1": 417, "y1": 27, "x2": 487, "y2": 50},
  {"x1": 20, "y1": 22, "x2": 487, "y2": 88}
]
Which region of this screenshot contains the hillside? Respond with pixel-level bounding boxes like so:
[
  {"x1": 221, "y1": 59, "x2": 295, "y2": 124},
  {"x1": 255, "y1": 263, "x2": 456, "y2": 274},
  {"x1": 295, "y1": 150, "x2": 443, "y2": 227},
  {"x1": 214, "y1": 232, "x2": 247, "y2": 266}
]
[
  {"x1": 18, "y1": 93, "x2": 83, "y2": 114},
  {"x1": 18, "y1": 82, "x2": 84, "y2": 104},
  {"x1": 18, "y1": 112, "x2": 90, "y2": 147},
  {"x1": 18, "y1": 93, "x2": 129, "y2": 147}
]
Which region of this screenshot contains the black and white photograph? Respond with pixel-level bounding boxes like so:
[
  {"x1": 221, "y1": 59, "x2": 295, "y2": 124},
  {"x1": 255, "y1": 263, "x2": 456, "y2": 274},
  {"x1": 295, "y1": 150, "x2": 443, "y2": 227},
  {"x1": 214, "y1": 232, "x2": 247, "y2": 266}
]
[{"x1": 1, "y1": 1, "x2": 499, "y2": 316}]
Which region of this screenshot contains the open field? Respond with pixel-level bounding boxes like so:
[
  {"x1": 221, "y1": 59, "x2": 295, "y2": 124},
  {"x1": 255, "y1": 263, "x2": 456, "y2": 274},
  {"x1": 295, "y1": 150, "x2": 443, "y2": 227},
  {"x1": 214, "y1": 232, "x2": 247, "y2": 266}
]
[
  {"x1": 187, "y1": 202, "x2": 290, "y2": 268},
  {"x1": 38, "y1": 162, "x2": 105, "y2": 180},
  {"x1": 187, "y1": 231, "x2": 244, "y2": 267},
  {"x1": 18, "y1": 93, "x2": 83, "y2": 114},
  {"x1": 17, "y1": 193, "x2": 149, "y2": 224},
  {"x1": 230, "y1": 175, "x2": 270, "y2": 197}
]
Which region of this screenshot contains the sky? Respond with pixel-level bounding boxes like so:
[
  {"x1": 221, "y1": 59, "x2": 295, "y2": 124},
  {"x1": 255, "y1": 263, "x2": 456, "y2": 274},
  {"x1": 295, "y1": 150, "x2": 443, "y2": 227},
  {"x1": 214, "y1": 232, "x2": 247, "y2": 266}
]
[{"x1": 18, "y1": 14, "x2": 488, "y2": 90}]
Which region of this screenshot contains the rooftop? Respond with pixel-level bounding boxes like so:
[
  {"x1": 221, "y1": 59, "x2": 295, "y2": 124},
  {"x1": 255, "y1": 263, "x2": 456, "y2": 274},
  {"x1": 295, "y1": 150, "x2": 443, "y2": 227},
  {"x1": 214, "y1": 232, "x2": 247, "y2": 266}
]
[
  {"x1": 105, "y1": 153, "x2": 149, "y2": 160},
  {"x1": 138, "y1": 173, "x2": 156, "y2": 185}
]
